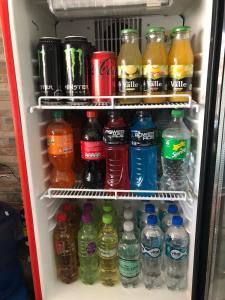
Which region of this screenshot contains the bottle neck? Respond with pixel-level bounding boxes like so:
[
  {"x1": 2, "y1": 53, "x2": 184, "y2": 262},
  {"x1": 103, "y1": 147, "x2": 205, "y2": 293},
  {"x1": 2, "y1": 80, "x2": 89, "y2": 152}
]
[
  {"x1": 173, "y1": 31, "x2": 190, "y2": 41},
  {"x1": 122, "y1": 34, "x2": 139, "y2": 45},
  {"x1": 146, "y1": 32, "x2": 165, "y2": 43},
  {"x1": 88, "y1": 117, "x2": 97, "y2": 125},
  {"x1": 57, "y1": 222, "x2": 67, "y2": 231},
  {"x1": 54, "y1": 116, "x2": 63, "y2": 122},
  {"x1": 123, "y1": 230, "x2": 135, "y2": 239},
  {"x1": 172, "y1": 116, "x2": 183, "y2": 124}
]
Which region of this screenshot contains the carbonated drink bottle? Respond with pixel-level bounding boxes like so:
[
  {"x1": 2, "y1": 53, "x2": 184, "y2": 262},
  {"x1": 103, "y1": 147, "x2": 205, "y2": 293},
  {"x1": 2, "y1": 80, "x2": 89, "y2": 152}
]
[
  {"x1": 130, "y1": 110, "x2": 157, "y2": 192},
  {"x1": 141, "y1": 215, "x2": 163, "y2": 289},
  {"x1": 161, "y1": 204, "x2": 178, "y2": 232},
  {"x1": 118, "y1": 221, "x2": 140, "y2": 287},
  {"x1": 98, "y1": 214, "x2": 118, "y2": 286},
  {"x1": 140, "y1": 203, "x2": 156, "y2": 231},
  {"x1": 160, "y1": 109, "x2": 191, "y2": 191},
  {"x1": 103, "y1": 111, "x2": 130, "y2": 189},
  {"x1": 78, "y1": 213, "x2": 98, "y2": 284},
  {"x1": 53, "y1": 213, "x2": 78, "y2": 283},
  {"x1": 165, "y1": 216, "x2": 189, "y2": 290},
  {"x1": 81, "y1": 111, "x2": 105, "y2": 188},
  {"x1": 47, "y1": 111, "x2": 75, "y2": 188}
]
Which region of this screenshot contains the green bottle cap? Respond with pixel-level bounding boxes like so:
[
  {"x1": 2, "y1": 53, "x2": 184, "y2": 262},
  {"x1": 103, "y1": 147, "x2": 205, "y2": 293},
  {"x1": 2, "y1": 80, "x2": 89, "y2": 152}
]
[
  {"x1": 120, "y1": 28, "x2": 138, "y2": 36},
  {"x1": 171, "y1": 26, "x2": 191, "y2": 34},
  {"x1": 171, "y1": 109, "x2": 184, "y2": 118},
  {"x1": 145, "y1": 26, "x2": 165, "y2": 35},
  {"x1": 52, "y1": 110, "x2": 64, "y2": 119},
  {"x1": 103, "y1": 204, "x2": 112, "y2": 213},
  {"x1": 102, "y1": 213, "x2": 112, "y2": 225}
]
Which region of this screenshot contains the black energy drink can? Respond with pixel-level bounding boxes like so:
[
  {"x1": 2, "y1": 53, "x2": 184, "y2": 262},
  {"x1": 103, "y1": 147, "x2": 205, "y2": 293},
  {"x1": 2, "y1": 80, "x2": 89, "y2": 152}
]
[
  {"x1": 63, "y1": 36, "x2": 90, "y2": 104},
  {"x1": 37, "y1": 37, "x2": 63, "y2": 104}
]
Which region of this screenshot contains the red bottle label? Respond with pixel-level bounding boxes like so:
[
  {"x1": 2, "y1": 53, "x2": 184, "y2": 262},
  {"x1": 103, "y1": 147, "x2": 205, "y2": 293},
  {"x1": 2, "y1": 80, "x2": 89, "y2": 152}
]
[{"x1": 80, "y1": 141, "x2": 105, "y2": 160}]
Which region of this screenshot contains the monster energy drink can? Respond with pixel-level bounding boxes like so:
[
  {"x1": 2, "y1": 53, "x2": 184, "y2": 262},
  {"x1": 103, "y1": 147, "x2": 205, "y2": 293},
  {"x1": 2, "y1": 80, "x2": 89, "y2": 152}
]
[
  {"x1": 64, "y1": 36, "x2": 90, "y2": 104},
  {"x1": 37, "y1": 37, "x2": 63, "y2": 105}
]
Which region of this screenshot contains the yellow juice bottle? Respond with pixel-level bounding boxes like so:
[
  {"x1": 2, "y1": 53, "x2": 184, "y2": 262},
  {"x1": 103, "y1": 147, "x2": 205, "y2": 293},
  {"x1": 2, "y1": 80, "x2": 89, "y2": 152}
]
[
  {"x1": 143, "y1": 26, "x2": 168, "y2": 103},
  {"x1": 168, "y1": 26, "x2": 194, "y2": 102}
]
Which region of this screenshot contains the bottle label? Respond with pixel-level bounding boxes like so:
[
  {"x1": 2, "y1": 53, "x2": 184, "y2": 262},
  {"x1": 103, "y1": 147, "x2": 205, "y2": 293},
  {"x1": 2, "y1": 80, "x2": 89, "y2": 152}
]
[
  {"x1": 103, "y1": 127, "x2": 128, "y2": 144},
  {"x1": 47, "y1": 134, "x2": 73, "y2": 155},
  {"x1": 143, "y1": 64, "x2": 168, "y2": 93},
  {"x1": 166, "y1": 244, "x2": 188, "y2": 261},
  {"x1": 86, "y1": 242, "x2": 97, "y2": 255},
  {"x1": 98, "y1": 247, "x2": 117, "y2": 258},
  {"x1": 131, "y1": 128, "x2": 157, "y2": 147},
  {"x1": 118, "y1": 65, "x2": 142, "y2": 93},
  {"x1": 169, "y1": 64, "x2": 193, "y2": 92},
  {"x1": 119, "y1": 257, "x2": 139, "y2": 278},
  {"x1": 80, "y1": 141, "x2": 105, "y2": 160},
  {"x1": 162, "y1": 138, "x2": 190, "y2": 160},
  {"x1": 141, "y1": 243, "x2": 162, "y2": 258}
]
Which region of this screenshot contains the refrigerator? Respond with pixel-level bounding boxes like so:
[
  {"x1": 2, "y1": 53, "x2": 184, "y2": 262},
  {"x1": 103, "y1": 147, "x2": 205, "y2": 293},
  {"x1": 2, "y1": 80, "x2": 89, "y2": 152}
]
[{"x1": 0, "y1": 0, "x2": 224, "y2": 299}]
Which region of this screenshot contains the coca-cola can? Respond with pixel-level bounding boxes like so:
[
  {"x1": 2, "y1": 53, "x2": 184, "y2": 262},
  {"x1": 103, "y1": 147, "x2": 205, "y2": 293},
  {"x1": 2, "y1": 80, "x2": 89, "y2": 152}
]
[{"x1": 91, "y1": 51, "x2": 116, "y2": 104}]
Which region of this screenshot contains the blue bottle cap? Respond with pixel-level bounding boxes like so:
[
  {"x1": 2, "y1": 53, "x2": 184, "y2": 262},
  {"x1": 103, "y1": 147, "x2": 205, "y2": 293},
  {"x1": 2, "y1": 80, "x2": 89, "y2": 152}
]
[
  {"x1": 172, "y1": 216, "x2": 183, "y2": 226},
  {"x1": 145, "y1": 204, "x2": 155, "y2": 213},
  {"x1": 147, "y1": 214, "x2": 158, "y2": 225},
  {"x1": 168, "y1": 204, "x2": 178, "y2": 214}
]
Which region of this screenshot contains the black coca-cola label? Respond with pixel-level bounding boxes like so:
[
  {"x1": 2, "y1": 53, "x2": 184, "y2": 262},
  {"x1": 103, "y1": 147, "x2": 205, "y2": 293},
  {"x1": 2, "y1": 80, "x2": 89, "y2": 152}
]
[
  {"x1": 103, "y1": 127, "x2": 128, "y2": 145},
  {"x1": 131, "y1": 129, "x2": 157, "y2": 147}
]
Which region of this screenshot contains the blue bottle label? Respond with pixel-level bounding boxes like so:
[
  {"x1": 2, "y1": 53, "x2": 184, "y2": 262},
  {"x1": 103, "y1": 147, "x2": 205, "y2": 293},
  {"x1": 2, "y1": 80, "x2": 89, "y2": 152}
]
[
  {"x1": 166, "y1": 243, "x2": 188, "y2": 261},
  {"x1": 131, "y1": 128, "x2": 157, "y2": 146},
  {"x1": 141, "y1": 243, "x2": 162, "y2": 258}
]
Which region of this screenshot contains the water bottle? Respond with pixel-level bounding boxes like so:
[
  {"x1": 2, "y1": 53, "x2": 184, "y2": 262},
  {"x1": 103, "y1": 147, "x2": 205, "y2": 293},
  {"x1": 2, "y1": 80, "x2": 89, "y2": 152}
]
[
  {"x1": 118, "y1": 221, "x2": 140, "y2": 288},
  {"x1": 141, "y1": 215, "x2": 163, "y2": 289},
  {"x1": 161, "y1": 204, "x2": 178, "y2": 232},
  {"x1": 165, "y1": 216, "x2": 189, "y2": 290},
  {"x1": 140, "y1": 203, "x2": 156, "y2": 231},
  {"x1": 129, "y1": 110, "x2": 157, "y2": 192},
  {"x1": 160, "y1": 109, "x2": 191, "y2": 191},
  {"x1": 78, "y1": 214, "x2": 98, "y2": 284}
]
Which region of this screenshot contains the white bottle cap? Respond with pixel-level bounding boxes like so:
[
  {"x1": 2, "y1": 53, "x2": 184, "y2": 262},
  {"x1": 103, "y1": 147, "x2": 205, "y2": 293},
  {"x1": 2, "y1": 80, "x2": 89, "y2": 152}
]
[
  {"x1": 123, "y1": 221, "x2": 134, "y2": 232},
  {"x1": 124, "y1": 209, "x2": 134, "y2": 220}
]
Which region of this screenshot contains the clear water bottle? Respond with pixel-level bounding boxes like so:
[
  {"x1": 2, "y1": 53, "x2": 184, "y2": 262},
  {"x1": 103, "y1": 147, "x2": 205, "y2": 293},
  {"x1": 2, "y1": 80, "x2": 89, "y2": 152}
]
[
  {"x1": 161, "y1": 204, "x2": 178, "y2": 232},
  {"x1": 141, "y1": 215, "x2": 163, "y2": 289},
  {"x1": 118, "y1": 221, "x2": 140, "y2": 288},
  {"x1": 140, "y1": 203, "x2": 156, "y2": 231},
  {"x1": 165, "y1": 216, "x2": 189, "y2": 290},
  {"x1": 160, "y1": 109, "x2": 191, "y2": 191}
]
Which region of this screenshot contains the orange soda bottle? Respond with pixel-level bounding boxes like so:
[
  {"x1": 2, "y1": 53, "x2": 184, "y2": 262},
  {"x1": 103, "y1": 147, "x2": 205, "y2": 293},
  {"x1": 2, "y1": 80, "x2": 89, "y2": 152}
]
[{"x1": 47, "y1": 110, "x2": 75, "y2": 188}]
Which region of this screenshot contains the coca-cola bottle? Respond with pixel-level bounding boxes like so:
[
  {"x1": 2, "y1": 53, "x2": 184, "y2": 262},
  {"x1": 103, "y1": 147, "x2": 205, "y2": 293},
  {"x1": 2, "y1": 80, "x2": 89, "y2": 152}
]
[
  {"x1": 80, "y1": 111, "x2": 105, "y2": 188},
  {"x1": 103, "y1": 111, "x2": 130, "y2": 189}
]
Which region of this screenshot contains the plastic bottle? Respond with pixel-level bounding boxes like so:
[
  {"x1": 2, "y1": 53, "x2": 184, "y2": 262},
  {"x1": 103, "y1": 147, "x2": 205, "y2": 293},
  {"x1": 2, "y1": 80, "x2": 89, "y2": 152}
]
[
  {"x1": 118, "y1": 221, "x2": 140, "y2": 287},
  {"x1": 78, "y1": 214, "x2": 98, "y2": 284},
  {"x1": 140, "y1": 203, "x2": 156, "y2": 231},
  {"x1": 53, "y1": 213, "x2": 78, "y2": 283},
  {"x1": 129, "y1": 110, "x2": 157, "y2": 192},
  {"x1": 81, "y1": 111, "x2": 105, "y2": 189},
  {"x1": 161, "y1": 204, "x2": 179, "y2": 232},
  {"x1": 165, "y1": 216, "x2": 189, "y2": 290},
  {"x1": 98, "y1": 214, "x2": 118, "y2": 286},
  {"x1": 103, "y1": 111, "x2": 130, "y2": 190},
  {"x1": 160, "y1": 109, "x2": 191, "y2": 191},
  {"x1": 141, "y1": 215, "x2": 163, "y2": 289},
  {"x1": 47, "y1": 110, "x2": 75, "y2": 188}
]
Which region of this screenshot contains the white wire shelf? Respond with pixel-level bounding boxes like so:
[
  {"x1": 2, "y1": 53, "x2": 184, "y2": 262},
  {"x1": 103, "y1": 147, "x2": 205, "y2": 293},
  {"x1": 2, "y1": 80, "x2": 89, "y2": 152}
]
[
  {"x1": 40, "y1": 183, "x2": 187, "y2": 201},
  {"x1": 30, "y1": 94, "x2": 199, "y2": 112}
]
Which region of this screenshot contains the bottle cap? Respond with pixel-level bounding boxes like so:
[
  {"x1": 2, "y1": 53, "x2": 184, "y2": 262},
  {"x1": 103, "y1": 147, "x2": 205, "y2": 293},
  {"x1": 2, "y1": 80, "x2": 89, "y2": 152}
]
[
  {"x1": 53, "y1": 110, "x2": 64, "y2": 119},
  {"x1": 168, "y1": 204, "x2": 178, "y2": 214},
  {"x1": 172, "y1": 26, "x2": 191, "y2": 33},
  {"x1": 147, "y1": 214, "x2": 158, "y2": 225},
  {"x1": 81, "y1": 213, "x2": 91, "y2": 224},
  {"x1": 171, "y1": 109, "x2": 184, "y2": 118},
  {"x1": 120, "y1": 28, "x2": 138, "y2": 36},
  {"x1": 102, "y1": 213, "x2": 112, "y2": 224},
  {"x1": 123, "y1": 221, "x2": 134, "y2": 232},
  {"x1": 103, "y1": 204, "x2": 112, "y2": 213},
  {"x1": 63, "y1": 203, "x2": 75, "y2": 212},
  {"x1": 87, "y1": 111, "x2": 97, "y2": 118},
  {"x1": 145, "y1": 26, "x2": 165, "y2": 34},
  {"x1": 124, "y1": 209, "x2": 133, "y2": 220},
  {"x1": 145, "y1": 203, "x2": 155, "y2": 213},
  {"x1": 83, "y1": 202, "x2": 93, "y2": 212},
  {"x1": 56, "y1": 212, "x2": 67, "y2": 223},
  {"x1": 172, "y1": 216, "x2": 183, "y2": 226}
]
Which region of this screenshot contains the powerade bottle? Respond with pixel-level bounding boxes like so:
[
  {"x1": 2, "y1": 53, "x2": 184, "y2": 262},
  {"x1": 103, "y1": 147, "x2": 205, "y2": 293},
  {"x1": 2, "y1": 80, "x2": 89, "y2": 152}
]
[{"x1": 129, "y1": 110, "x2": 157, "y2": 192}]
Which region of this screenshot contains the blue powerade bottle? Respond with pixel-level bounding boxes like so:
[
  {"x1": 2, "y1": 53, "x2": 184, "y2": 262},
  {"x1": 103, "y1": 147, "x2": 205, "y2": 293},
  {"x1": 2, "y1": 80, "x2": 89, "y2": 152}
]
[{"x1": 129, "y1": 110, "x2": 157, "y2": 193}]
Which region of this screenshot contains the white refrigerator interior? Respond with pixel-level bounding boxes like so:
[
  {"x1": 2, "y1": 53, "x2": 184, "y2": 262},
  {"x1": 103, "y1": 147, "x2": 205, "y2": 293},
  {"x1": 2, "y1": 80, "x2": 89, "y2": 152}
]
[{"x1": 7, "y1": 0, "x2": 213, "y2": 299}]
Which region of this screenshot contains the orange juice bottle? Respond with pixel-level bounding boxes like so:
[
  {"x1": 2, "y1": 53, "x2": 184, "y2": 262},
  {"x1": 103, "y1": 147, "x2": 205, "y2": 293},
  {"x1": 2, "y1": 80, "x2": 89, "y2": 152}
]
[
  {"x1": 47, "y1": 110, "x2": 75, "y2": 188},
  {"x1": 143, "y1": 27, "x2": 168, "y2": 104},
  {"x1": 168, "y1": 26, "x2": 194, "y2": 102}
]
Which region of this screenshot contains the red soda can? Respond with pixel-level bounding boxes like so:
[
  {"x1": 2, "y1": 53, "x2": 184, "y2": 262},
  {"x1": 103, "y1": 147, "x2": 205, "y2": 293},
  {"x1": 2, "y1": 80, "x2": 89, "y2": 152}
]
[{"x1": 91, "y1": 51, "x2": 116, "y2": 104}]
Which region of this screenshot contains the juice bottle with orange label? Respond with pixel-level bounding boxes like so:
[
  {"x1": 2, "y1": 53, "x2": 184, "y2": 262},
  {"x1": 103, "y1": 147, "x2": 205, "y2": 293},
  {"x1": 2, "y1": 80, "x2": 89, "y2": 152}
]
[
  {"x1": 168, "y1": 26, "x2": 194, "y2": 102},
  {"x1": 142, "y1": 27, "x2": 168, "y2": 103},
  {"x1": 47, "y1": 110, "x2": 75, "y2": 188}
]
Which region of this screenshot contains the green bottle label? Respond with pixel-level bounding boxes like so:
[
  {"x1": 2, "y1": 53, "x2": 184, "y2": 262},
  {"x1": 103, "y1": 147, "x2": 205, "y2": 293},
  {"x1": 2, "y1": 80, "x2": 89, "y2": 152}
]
[
  {"x1": 162, "y1": 138, "x2": 190, "y2": 160},
  {"x1": 119, "y1": 257, "x2": 139, "y2": 278}
]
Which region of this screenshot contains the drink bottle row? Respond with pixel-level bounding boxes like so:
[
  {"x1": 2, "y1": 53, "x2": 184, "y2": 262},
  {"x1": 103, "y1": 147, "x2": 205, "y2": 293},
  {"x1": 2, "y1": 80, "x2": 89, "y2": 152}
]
[
  {"x1": 47, "y1": 109, "x2": 191, "y2": 191},
  {"x1": 53, "y1": 200, "x2": 189, "y2": 290},
  {"x1": 38, "y1": 25, "x2": 193, "y2": 105}
]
